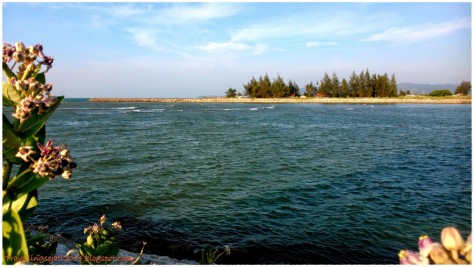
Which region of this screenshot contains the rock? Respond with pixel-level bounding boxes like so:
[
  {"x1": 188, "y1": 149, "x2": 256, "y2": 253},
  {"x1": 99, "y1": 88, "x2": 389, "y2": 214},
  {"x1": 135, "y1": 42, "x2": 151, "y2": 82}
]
[{"x1": 52, "y1": 237, "x2": 197, "y2": 265}]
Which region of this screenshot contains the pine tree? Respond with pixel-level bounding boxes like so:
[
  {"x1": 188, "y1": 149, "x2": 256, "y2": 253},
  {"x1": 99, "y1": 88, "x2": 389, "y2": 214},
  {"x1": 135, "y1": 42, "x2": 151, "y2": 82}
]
[
  {"x1": 304, "y1": 82, "x2": 317, "y2": 97},
  {"x1": 319, "y1": 72, "x2": 332, "y2": 97},
  {"x1": 331, "y1": 72, "x2": 340, "y2": 97},
  {"x1": 271, "y1": 74, "x2": 289, "y2": 97},
  {"x1": 365, "y1": 69, "x2": 372, "y2": 97},
  {"x1": 340, "y1": 78, "x2": 349, "y2": 98},
  {"x1": 389, "y1": 73, "x2": 398, "y2": 97},
  {"x1": 288, "y1": 79, "x2": 300, "y2": 97},
  {"x1": 258, "y1": 74, "x2": 272, "y2": 98},
  {"x1": 358, "y1": 71, "x2": 366, "y2": 97},
  {"x1": 349, "y1": 71, "x2": 359, "y2": 97}
]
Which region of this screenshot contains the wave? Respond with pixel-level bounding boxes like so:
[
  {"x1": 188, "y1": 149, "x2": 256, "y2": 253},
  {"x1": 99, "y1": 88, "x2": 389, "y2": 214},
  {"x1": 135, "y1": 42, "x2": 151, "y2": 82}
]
[
  {"x1": 131, "y1": 109, "x2": 164, "y2": 113},
  {"x1": 61, "y1": 107, "x2": 138, "y2": 110}
]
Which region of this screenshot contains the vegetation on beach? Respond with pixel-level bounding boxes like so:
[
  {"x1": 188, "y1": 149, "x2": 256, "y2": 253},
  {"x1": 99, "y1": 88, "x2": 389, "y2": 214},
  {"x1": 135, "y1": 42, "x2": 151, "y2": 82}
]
[
  {"x1": 232, "y1": 71, "x2": 471, "y2": 100},
  {"x1": 239, "y1": 69, "x2": 399, "y2": 98},
  {"x1": 429, "y1": 89, "x2": 453, "y2": 97},
  {"x1": 454, "y1": 81, "x2": 471, "y2": 96}
]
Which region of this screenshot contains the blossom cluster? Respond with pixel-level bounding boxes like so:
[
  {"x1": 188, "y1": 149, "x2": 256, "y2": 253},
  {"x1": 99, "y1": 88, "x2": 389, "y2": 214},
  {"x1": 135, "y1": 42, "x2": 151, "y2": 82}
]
[
  {"x1": 3, "y1": 42, "x2": 53, "y2": 73},
  {"x1": 3, "y1": 42, "x2": 57, "y2": 123},
  {"x1": 16, "y1": 140, "x2": 77, "y2": 179},
  {"x1": 399, "y1": 227, "x2": 471, "y2": 264},
  {"x1": 11, "y1": 77, "x2": 56, "y2": 123},
  {"x1": 83, "y1": 215, "x2": 122, "y2": 236}
]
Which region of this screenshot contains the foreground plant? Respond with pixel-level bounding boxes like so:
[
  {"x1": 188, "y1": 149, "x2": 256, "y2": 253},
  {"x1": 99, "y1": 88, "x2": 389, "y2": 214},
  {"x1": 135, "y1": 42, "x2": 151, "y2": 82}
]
[
  {"x1": 2, "y1": 41, "x2": 76, "y2": 264},
  {"x1": 399, "y1": 226, "x2": 471, "y2": 264},
  {"x1": 199, "y1": 245, "x2": 231, "y2": 265},
  {"x1": 75, "y1": 215, "x2": 122, "y2": 265}
]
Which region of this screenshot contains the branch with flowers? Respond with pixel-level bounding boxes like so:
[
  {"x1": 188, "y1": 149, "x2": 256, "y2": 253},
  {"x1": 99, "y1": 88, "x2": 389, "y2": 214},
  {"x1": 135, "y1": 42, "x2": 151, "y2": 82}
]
[
  {"x1": 399, "y1": 226, "x2": 471, "y2": 264},
  {"x1": 2, "y1": 42, "x2": 77, "y2": 264}
]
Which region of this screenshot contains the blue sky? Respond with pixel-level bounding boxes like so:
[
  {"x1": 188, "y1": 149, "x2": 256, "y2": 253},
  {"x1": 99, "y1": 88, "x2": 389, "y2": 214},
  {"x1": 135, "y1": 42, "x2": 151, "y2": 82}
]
[{"x1": 2, "y1": 2, "x2": 471, "y2": 97}]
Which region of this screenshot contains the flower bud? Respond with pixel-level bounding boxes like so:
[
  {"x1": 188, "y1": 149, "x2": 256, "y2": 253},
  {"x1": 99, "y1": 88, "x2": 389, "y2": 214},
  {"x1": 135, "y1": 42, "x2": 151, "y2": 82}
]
[
  {"x1": 418, "y1": 235, "x2": 434, "y2": 258},
  {"x1": 13, "y1": 51, "x2": 24, "y2": 62},
  {"x1": 441, "y1": 227, "x2": 465, "y2": 251},
  {"x1": 398, "y1": 250, "x2": 428, "y2": 265},
  {"x1": 112, "y1": 221, "x2": 122, "y2": 231},
  {"x1": 15, "y1": 42, "x2": 25, "y2": 52},
  {"x1": 100, "y1": 215, "x2": 106, "y2": 226},
  {"x1": 15, "y1": 80, "x2": 27, "y2": 91},
  {"x1": 28, "y1": 46, "x2": 36, "y2": 54},
  {"x1": 429, "y1": 242, "x2": 452, "y2": 264},
  {"x1": 61, "y1": 169, "x2": 72, "y2": 179}
]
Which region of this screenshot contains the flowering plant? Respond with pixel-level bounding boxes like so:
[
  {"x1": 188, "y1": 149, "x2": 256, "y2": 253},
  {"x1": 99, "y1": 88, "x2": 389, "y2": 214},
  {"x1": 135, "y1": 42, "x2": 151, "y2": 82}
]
[
  {"x1": 2, "y1": 42, "x2": 76, "y2": 264},
  {"x1": 399, "y1": 226, "x2": 471, "y2": 264},
  {"x1": 75, "y1": 215, "x2": 122, "y2": 265}
]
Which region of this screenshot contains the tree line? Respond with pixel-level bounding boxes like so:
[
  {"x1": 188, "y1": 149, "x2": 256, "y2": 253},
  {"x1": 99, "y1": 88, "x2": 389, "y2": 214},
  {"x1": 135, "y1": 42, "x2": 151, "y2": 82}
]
[{"x1": 227, "y1": 69, "x2": 399, "y2": 98}]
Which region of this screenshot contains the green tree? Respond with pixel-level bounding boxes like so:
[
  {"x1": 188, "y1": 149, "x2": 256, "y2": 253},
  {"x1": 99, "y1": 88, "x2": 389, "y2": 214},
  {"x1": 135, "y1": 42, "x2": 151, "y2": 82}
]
[
  {"x1": 375, "y1": 73, "x2": 389, "y2": 98},
  {"x1": 243, "y1": 76, "x2": 259, "y2": 98},
  {"x1": 304, "y1": 82, "x2": 317, "y2": 97},
  {"x1": 349, "y1": 71, "x2": 359, "y2": 97},
  {"x1": 429, "y1": 89, "x2": 453, "y2": 97},
  {"x1": 340, "y1": 78, "x2": 349, "y2": 98},
  {"x1": 389, "y1": 73, "x2": 398, "y2": 97},
  {"x1": 331, "y1": 72, "x2": 340, "y2": 97},
  {"x1": 319, "y1": 72, "x2": 332, "y2": 97},
  {"x1": 258, "y1": 74, "x2": 272, "y2": 98},
  {"x1": 358, "y1": 71, "x2": 366, "y2": 97},
  {"x1": 288, "y1": 79, "x2": 300, "y2": 97},
  {"x1": 225, "y1": 88, "x2": 237, "y2": 98},
  {"x1": 364, "y1": 69, "x2": 372, "y2": 97},
  {"x1": 271, "y1": 74, "x2": 289, "y2": 97},
  {"x1": 372, "y1": 73, "x2": 378, "y2": 97},
  {"x1": 455, "y1": 81, "x2": 471, "y2": 96}
]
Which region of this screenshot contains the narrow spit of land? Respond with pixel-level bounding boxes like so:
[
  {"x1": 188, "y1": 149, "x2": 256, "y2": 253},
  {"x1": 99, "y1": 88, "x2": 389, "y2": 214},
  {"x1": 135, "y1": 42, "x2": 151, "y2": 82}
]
[{"x1": 89, "y1": 97, "x2": 471, "y2": 104}]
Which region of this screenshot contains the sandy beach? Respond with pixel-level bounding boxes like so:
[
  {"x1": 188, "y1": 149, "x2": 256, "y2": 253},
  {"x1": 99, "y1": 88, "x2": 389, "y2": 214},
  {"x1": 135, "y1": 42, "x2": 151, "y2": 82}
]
[{"x1": 89, "y1": 97, "x2": 471, "y2": 104}]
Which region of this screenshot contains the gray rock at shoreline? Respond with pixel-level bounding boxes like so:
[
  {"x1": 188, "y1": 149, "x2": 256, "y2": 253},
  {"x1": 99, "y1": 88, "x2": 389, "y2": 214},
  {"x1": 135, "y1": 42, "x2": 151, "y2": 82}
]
[{"x1": 52, "y1": 235, "x2": 197, "y2": 265}]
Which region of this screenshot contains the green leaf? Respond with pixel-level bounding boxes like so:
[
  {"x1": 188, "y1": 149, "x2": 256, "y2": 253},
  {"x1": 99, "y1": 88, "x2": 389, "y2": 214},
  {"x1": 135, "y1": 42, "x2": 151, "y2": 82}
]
[
  {"x1": 3, "y1": 62, "x2": 17, "y2": 81},
  {"x1": 95, "y1": 242, "x2": 119, "y2": 256},
  {"x1": 16, "y1": 96, "x2": 64, "y2": 138},
  {"x1": 2, "y1": 114, "x2": 22, "y2": 164},
  {"x1": 7, "y1": 169, "x2": 48, "y2": 196},
  {"x1": 2, "y1": 82, "x2": 21, "y2": 108},
  {"x1": 27, "y1": 231, "x2": 57, "y2": 264},
  {"x1": 34, "y1": 72, "x2": 46, "y2": 85},
  {"x1": 3, "y1": 208, "x2": 29, "y2": 264},
  {"x1": 10, "y1": 190, "x2": 38, "y2": 221}
]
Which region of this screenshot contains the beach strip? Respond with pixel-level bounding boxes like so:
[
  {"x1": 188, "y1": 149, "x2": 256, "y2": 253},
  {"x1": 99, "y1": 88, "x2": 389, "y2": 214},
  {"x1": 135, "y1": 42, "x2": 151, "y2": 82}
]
[{"x1": 89, "y1": 97, "x2": 471, "y2": 104}]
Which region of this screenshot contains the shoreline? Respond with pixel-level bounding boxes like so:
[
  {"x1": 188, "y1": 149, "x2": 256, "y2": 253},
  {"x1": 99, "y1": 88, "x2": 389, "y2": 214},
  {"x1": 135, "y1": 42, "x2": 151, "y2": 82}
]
[{"x1": 88, "y1": 97, "x2": 471, "y2": 104}]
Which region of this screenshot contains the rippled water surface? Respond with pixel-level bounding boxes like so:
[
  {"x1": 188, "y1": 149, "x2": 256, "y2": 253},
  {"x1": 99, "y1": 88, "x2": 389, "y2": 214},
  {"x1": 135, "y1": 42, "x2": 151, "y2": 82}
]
[{"x1": 30, "y1": 100, "x2": 471, "y2": 264}]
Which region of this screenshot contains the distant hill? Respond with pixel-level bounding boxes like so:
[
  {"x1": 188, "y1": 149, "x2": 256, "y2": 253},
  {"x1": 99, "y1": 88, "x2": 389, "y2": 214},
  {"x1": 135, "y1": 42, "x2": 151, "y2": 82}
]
[{"x1": 398, "y1": 83, "x2": 458, "y2": 95}]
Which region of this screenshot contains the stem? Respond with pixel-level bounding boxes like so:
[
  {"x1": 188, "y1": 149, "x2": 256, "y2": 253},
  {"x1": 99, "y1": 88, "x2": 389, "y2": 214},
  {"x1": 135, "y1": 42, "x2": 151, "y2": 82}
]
[
  {"x1": 3, "y1": 162, "x2": 12, "y2": 190},
  {"x1": 132, "y1": 242, "x2": 147, "y2": 265}
]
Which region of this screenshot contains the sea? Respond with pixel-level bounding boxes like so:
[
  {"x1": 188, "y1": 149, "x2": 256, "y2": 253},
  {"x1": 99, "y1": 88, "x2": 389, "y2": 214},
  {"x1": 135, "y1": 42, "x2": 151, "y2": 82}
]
[{"x1": 21, "y1": 99, "x2": 471, "y2": 264}]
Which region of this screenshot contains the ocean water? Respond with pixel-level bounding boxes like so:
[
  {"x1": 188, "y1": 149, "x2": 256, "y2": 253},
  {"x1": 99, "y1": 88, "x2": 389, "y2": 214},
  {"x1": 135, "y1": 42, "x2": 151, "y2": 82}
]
[{"x1": 26, "y1": 100, "x2": 471, "y2": 264}]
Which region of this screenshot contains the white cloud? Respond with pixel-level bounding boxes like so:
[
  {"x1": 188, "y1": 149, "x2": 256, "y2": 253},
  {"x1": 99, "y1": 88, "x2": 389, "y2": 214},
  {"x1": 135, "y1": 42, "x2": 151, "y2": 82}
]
[
  {"x1": 305, "y1": 41, "x2": 339, "y2": 48},
  {"x1": 362, "y1": 18, "x2": 471, "y2": 43},
  {"x1": 199, "y1": 42, "x2": 251, "y2": 52},
  {"x1": 109, "y1": 5, "x2": 150, "y2": 17}
]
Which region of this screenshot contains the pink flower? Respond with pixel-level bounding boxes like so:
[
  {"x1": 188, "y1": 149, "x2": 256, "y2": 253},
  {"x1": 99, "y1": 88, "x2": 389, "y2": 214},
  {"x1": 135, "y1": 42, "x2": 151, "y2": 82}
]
[
  {"x1": 418, "y1": 235, "x2": 434, "y2": 258},
  {"x1": 398, "y1": 250, "x2": 429, "y2": 265}
]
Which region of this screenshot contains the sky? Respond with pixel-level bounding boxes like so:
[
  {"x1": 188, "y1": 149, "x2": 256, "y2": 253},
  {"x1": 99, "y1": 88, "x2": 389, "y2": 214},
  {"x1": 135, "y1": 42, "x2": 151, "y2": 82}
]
[{"x1": 2, "y1": 1, "x2": 472, "y2": 98}]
